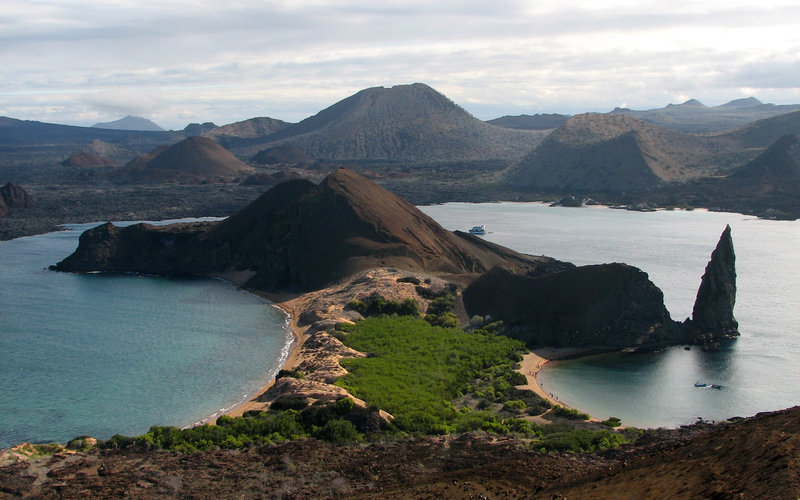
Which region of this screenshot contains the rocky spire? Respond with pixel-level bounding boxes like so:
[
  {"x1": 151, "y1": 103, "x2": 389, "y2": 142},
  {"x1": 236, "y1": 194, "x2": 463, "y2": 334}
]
[{"x1": 688, "y1": 225, "x2": 739, "y2": 345}]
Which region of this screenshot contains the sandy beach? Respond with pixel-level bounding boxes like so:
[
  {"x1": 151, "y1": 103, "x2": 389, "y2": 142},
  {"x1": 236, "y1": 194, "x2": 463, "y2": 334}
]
[
  {"x1": 517, "y1": 347, "x2": 604, "y2": 420},
  {"x1": 224, "y1": 293, "x2": 308, "y2": 418}
]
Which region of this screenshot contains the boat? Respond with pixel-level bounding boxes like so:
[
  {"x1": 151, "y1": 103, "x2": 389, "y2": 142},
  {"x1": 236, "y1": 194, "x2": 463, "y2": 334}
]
[
  {"x1": 468, "y1": 225, "x2": 486, "y2": 235},
  {"x1": 694, "y1": 381, "x2": 707, "y2": 387}
]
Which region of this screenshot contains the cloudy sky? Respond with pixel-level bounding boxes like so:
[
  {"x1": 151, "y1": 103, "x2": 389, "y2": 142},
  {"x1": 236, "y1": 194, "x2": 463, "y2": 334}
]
[{"x1": 2, "y1": 0, "x2": 800, "y2": 130}]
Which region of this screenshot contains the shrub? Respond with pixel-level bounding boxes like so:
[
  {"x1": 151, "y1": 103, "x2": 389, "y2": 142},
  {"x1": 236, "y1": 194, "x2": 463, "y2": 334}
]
[
  {"x1": 270, "y1": 395, "x2": 310, "y2": 411},
  {"x1": 502, "y1": 400, "x2": 527, "y2": 412},
  {"x1": 315, "y1": 419, "x2": 363, "y2": 444},
  {"x1": 550, "y1": 406, "x2": 590, "y2": 421},
  {"x1": 601, "y1": 417, "x2": 622, "y2": 428},
  {"x1": 276, "y1": 369, "x2": 305, "y2": 380},
  {"x1": 348, "y1": 297, "x2": 420, "y2": 317}
]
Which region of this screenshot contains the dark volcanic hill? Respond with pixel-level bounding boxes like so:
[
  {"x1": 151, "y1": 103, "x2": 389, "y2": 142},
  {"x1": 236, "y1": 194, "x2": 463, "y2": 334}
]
[
  {"x1": 486, "y1": 113, "x2": 569, "y2": 130},
  {"x1": 503, "y1": 113, "x2": 722, "y2": 193},
  {"x1": 611, "y1": 97, "x2": 800, "y2": 133},
  {"x1": 92, "y1": 115, "x2": 165, "y2": 131},
  {"x1": 55, "y1": 168, "x2": 569, "y2": 290},
  {"x1": 718, "y1": 110, "x2": 800, "y2": 150},
  {"x1": 109, "y1": 136, "x2": 253, "y2": 183},
  {"x1": 248, "y1": 83, "x2": 547, "y2": 161}
]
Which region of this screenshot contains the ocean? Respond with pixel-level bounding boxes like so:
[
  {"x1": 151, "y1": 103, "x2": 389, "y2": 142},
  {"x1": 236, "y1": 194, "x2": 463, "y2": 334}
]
[
  {"x1": 2, "y1": 204, "x2": 798, "y2": 447},
  {"x1": 420, "y1": 202, "x2": 800, "y2": 428},
  {"x1": 0, "y1": 220, "x2": 293, "y2": 449}
]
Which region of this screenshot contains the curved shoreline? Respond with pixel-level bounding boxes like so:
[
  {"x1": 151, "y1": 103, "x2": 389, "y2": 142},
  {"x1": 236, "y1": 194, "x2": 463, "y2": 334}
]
[{"x1": 517, "y1": 348, "x2": 606, "y2": 421}]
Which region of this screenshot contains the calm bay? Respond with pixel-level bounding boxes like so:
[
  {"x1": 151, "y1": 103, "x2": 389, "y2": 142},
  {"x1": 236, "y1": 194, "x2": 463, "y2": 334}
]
[
  {"x1": 420, "y1": 202, "x2": 800, "y2": 428},
  {"x1": 0, "y1": 220, "x2": 293, "y2": 449}
]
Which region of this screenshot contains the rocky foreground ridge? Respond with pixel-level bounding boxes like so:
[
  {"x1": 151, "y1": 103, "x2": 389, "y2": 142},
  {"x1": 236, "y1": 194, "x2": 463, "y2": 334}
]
[
  {"x1": 2, "y1": 406, "x2": 799, "y2": 498},
  {"x1": 53, "y1": 168, "x2": 738, "y2": 350}
]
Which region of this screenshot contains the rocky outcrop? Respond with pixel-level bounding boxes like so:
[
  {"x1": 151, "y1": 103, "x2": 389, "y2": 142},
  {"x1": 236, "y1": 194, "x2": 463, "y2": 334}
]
[
  {"x1": 685, "y1": 225, "x2": 739, "y2": 345},
  {"x1": 463, "y1": 264, "x2": 680, "y2": 348},
  {"x1": 463, "y1": 226, "x2": 738, "y2": 350}
]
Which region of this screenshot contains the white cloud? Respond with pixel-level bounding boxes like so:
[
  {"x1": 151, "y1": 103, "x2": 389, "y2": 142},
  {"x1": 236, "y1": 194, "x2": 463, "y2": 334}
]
[{"x1": 1, "y1": 0, "x2": 800, "y2": 128}]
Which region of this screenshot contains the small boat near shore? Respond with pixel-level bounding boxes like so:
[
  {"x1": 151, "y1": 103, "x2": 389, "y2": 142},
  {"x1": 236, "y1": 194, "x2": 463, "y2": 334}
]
[
  {"x1": 469, "y1": 225, "x2": 486, "y2": 235},
  {"x1": 695, "y1": 381, "x2": 723, "y2": 389}
]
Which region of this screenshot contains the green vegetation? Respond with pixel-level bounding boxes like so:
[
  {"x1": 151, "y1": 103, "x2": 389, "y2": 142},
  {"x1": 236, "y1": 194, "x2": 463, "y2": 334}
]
[
  {"x1": 423, "y1": 293, "x2": 459, "y2": 327},
  {"x1": 601, "y1": 416, "x2": 623, "y2": 428},
  {"x1": 537, "y1": 423, "x2": 628, "y2": 453},
  {"x1": 549, "y1": 406, "x2": 591, "y2": 421},
  {"x1": 335, "y1": 316, "x2": 540, "y2": 434},
  {"x1": 101, "y1": 397, "x2": 373, "y2": 452},
  {"x1": 348, "y1": 297, "x2": 420, "y2": 317},
  {"x1": 95, "y1": 313, "x2": 631, "y2": 455},
  {"x1": 275, "y1": 368, "x2": 305, "y2": 380}
]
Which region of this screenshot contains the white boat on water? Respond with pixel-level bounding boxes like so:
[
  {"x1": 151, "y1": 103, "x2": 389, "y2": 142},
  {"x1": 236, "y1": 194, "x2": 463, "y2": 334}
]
[{"x1": 468, "y1": 225, "x2": 486, "y2": 235}]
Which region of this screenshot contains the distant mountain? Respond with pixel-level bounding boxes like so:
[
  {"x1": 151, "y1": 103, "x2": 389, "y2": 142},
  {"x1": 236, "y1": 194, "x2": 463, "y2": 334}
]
[
  {"x1": 251, "y1": 83, "x2": 547, "y2": 162},
  {"x1": 610, "y1": 98, "x2": 800, "y2": 133},
  {"x1": 92, "y1": 116, "x2": 165, "y2": 132},
  {"x1": 485, "y1": 113, "x2": 569, "y2": 130},
  {"x1": 110, "y1": 136, "x2": 252, "y2": 183},
  {"x1": 504, "y1": 113, "x2": 723, "y2": 193},
  {"x1": 0, "y1": 116, "x2": 181, "y2": 151}
]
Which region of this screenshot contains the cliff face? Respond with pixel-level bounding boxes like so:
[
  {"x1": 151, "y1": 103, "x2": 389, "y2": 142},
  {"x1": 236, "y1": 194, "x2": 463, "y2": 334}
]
[
  {"x1": 463, "y1": 264, "x2": 680, "y2": 348},
  {"x1": 686, "y1": 225, "x2": 739, "y2": 344},
  {"x1": 463, "y1": 226, "x2": 739, "y2": 349}
]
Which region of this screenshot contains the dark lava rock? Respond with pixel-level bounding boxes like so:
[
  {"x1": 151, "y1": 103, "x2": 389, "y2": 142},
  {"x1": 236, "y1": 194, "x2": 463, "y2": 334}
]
[
  {"x1": 463, "y1": 263, "x2": 679, "y2": 348},
  {"x1": 686, "y1": 225, "x2": 739, "y2": 342}
]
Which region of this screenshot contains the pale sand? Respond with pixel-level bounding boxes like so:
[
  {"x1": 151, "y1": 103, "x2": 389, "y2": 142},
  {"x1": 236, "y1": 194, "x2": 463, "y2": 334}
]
[
  {"x1": 517, "y1": 347, "x2": 604, "y2": 422},
  {"x1": 224, "y1": 293, "x2": 309, "y2": 418}
]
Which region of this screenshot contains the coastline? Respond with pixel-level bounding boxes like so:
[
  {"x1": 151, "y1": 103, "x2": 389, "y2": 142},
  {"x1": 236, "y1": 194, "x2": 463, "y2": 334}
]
[
  {"x1": 517, "y1": 348, "x2": 606, "y2": 421},
  {"x1": 223, "y1": 293, "x2": 308, "y2": 418}
]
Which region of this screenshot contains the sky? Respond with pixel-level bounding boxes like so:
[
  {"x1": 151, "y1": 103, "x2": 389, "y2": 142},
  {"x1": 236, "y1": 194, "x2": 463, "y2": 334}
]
[{"x1": 2, "y1": 0, "x2": 800, "y2": 130}]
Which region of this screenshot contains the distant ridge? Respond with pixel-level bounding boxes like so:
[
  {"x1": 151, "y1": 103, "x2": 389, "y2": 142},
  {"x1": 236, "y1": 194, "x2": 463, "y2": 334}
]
[
  {"x1": 504, "y1": 113, "x2": 718, "y2": 193},
  {"x1": 92, "y1": 115, "x2": 165, "y2": 132},
  {"x1": 610, "y1": 98, "x2": 800, "y2": 133},
  {"x1": 251, "y1": 83, "x2": 547, "y2": 161}
]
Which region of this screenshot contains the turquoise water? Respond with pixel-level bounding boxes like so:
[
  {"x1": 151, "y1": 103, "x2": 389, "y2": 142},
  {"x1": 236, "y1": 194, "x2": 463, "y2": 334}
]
[
  {"x1": 421, "y1": 203, "x2": 800, "y2": 428},
  {"x1": 0, "y1": 221, "x2": 293, "y2": 448}
]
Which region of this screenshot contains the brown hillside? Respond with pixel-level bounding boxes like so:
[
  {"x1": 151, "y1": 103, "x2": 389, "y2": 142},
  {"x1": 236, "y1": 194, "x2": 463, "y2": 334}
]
[
  {"x1": 251, "y1": 83, "x2": 547, "y2": 161},
  {"x1": 505, "y1": 113, "x2": 726, "y2": 193},
  {"x1": 109, "y1": 136, "x2": 252, "y2": 183},
  {"x1": 55, "y1": 168, "x2": 568, "y2": 290}
]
